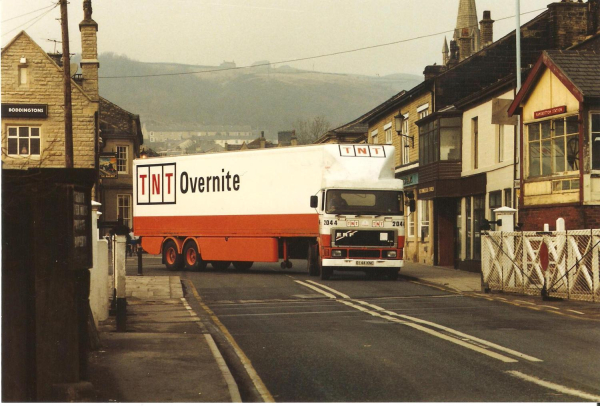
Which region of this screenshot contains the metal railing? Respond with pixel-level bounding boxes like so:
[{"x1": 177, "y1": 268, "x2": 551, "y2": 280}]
[{"x1": 482, "y1": 229, "x2": 600, "y2": 302}]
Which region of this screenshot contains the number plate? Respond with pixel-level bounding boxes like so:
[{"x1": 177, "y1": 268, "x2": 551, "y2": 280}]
[
  {"x1": 347, "y1": 220, "x2": 359, "y2": 227},
  {"x1": 372, "y1": 220, "x2": 384, "y2": 227},
  {"x1": 356, "y1": 261, "x2": 375, "y2": 266}
]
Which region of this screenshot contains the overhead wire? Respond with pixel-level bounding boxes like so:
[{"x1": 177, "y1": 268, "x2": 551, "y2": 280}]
[
  {"x1": 2, "y1": 3, "x2": 57, "y2": 23},
  {"x1": 99, "y1": 7, "x2": 547, "y2": 80},
  {"x1": 2, "y1": 2, "x2": 59, "y2": 37}
]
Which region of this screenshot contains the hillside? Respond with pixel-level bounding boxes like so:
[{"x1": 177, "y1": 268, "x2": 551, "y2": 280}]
[{"x1": 94, "y1": 53, "x2": 422, "y2": 138}]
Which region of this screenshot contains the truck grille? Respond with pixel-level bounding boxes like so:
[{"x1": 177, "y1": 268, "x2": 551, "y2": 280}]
[
  {"x1": 349, "y1": 249, "x2": 381, "y2": 258},
  {"x1": 332, "y1": 230, "x2": 395, "y2": 247}
]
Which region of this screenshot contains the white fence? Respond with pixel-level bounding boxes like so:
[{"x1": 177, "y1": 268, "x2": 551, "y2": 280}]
[{"x1": 481, "y1": 230, "x2": 600, "y2": 302}]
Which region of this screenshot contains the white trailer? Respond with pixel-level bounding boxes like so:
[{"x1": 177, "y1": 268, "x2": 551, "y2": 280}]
[{"x1": 133, "y1": 144, "x2": 408, "y2": 280}]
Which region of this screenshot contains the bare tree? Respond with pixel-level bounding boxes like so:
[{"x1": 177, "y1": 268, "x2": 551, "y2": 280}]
[{"x1": 292, "y1": 115, "x2": 332, "y2": 145}]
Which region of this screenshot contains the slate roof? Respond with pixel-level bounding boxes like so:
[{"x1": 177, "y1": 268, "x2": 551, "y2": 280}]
[{"x1": 545, "y1": 50, "x2": 600, "y2": 99}]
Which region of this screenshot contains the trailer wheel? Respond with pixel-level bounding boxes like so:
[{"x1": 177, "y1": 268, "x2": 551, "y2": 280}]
[
  {"x1": 232, "y1": 261, "x2": 253, "y2": 271},
  {"x1": 183, "y1": 241, "x2": 207, "y2": 272},
  {"x1": 211, "y1": 261, "x2": 231, "y2": 271},
  {"x1": 164, "y1": 240, "x2": 183, "y2": 271},
  {"x1": 320, "y1": 266, "x2": 333, "y2": 280},
  {"x1": 307, "y1": 244, "x2": 320, "y2": 276}
]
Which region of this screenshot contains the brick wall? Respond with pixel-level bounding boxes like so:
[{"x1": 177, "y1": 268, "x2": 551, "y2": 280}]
[
  {"x1": 520, "y1": 204, "x2": 600, "y2": 231},
  {"x1": 548, "y1": 2, "x2": 589, "y2": 49},
  {"x1": 1, "y1": 33, "x2": 98, "y2": 170}
]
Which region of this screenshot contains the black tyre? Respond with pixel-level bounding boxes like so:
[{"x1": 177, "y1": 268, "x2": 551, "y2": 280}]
[
  {"x1": 232, "y1": 261, "x2": 253, "y2": 271},
  {"x1": 307, "y1": 244, "x2": 320, "y2": 276},
  {"x1": 163, "y1": 240, "x2": 183, "y2": 271},
  {"x1": 320, "y1": 266, "x2": 333, "y2": 280},
  {"x1": 387, "y1": 268, "x2": 399, "y2": 281},
  {"x1": 183, "y1": 241, "x2": 207, "y2": 272},
  {"x1": 211, "y1": 261, "x2": 231, "y2": 271}
]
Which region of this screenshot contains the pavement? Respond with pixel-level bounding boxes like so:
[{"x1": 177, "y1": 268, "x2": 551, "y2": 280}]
[{"x1": 86, "y1": 260, "x2": 598, "y2": 402}]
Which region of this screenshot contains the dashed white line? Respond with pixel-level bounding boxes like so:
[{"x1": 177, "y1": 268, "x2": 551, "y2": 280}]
[{"x1": 507, "y1": 370, "x2": 600, "y2": 401}]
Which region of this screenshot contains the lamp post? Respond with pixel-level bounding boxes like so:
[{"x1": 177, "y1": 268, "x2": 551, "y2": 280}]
[{"x1": 394, "y1": 113, "x2": 414, "y2": 148}]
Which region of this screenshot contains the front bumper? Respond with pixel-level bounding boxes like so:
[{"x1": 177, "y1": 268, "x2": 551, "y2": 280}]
[{"x1": 322, "y1": 259, "x2": 403, "y2": 268}]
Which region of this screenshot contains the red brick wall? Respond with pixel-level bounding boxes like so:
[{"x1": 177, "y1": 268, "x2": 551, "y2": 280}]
[{"x1": 520, "y1": 205, "x2": 600, "y2": 231}]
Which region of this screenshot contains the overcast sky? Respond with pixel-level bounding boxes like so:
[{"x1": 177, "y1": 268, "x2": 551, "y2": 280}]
[{"x1": 2, "y1": 0, "x2": 554, "y2": 77}]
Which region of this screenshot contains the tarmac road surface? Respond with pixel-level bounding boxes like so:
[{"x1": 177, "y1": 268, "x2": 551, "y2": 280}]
[{"x1": 129, "y1": 255, "x2": 600, "y2": 402}]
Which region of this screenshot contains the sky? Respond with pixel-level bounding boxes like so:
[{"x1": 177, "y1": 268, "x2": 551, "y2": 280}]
[{"x1": 2, "y1": 0, "x2": 555, "y2": 78}]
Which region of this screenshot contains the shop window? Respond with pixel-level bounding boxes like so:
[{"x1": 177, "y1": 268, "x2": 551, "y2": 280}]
[
  {"x1": 7, "y1": 126, "x2": 41, "y2": 156},
  {"x1": 466, "y1": 198, "x2": 472, "y2": 259},
  {"x1": 418, "y1": 200, "x2": 430, "y2": 240},
  {"x1": 489, "y1": 190, "x2": 502, "y2": 231},
  {"x1": 117, "y1": 145, "x2": 128, "y2": 174},
  {"x1": 592, "y1": 113, "x2": 600, "y2": 171},
  {"x1": 455, "y1": 199, "x2": 462, "y2": 260},
  {"x1": 527, "y1": 115, "x2": 578, "y2": 178},
  {"x1": 465, "y1": 195, "x2": 485, "y2": 260},
  {"x1": 117, "y1": 194, "x2": 132, "y2": 229}
]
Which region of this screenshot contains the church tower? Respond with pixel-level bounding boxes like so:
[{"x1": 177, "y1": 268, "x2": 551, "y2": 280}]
[{"x1": 453, "y1": 0, "x2": 480, "y2": 61}]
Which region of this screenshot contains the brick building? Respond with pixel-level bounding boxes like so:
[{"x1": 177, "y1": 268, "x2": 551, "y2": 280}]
[{"x1": 509, "y1": 50, "x2": 600, "y2": 230}]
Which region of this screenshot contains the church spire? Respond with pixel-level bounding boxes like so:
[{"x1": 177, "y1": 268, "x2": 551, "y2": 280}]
[{"x1": 454, "y1": 0, "x2": 480, "y2": 59}]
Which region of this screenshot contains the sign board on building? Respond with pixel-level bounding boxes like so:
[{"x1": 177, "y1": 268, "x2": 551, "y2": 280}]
[
  {"x1": 99, "y1": 153, "x2": 118, "y2": 179},
  {"x1": 1, "y1": 103, "x2": 48, "y2": 118},
  {"x1": 398, "y1": 173, "x2": 418, "y2": 188},
  {"x1": 534, "y1": 105, "x2": 566, "y2": 119}
]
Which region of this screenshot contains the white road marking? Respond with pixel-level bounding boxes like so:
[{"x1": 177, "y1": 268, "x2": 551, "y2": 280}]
[
  {"x1": 305, "y1": 280, "x2": 351, "y2": 298},
  {"x1": 507, "y1": 371, "x2": 600, "y2": 401},
  {"x1": 539, "y1": 305, "x2": 559, "y2": 310},
  {"x1": 337, "y1": 300, "x2": 518, "y2": 363},
  {"x1": 515, "y1": 300, "x2": 536, "y2": 305},
  {"x1": 204, "y1": 334, "x2": 242, "y2": 402},
  {"x1": 295, "y1": 279, "x2": 542, "y2": 364},
  {"x1": 566, "y1": 309, "x2": 585, "y2": 315},
  {"x1": 294, "y1": 280, "x2": 337, "y2": 299},
  {"x1": 356, "y1": 301, "x2": 543, "y2": 363}
]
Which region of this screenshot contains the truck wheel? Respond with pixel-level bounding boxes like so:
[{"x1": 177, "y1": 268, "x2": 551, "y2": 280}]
[
  {"x1": 183, "y1": 241, "x2": 207, "y2": 272},
  {"x1": 164, "y1": 240, "x2": 183, "y2": 271},
  {"x1": 387, "y1": 268, "x2": 399, "y2": 281},
  {"x1": 211, "y1": 261, "x2": 231, "y2": 271},
  {"x1": 307, "y1": 244, "x2": 320, "y2": 276},
  {"x1": 320, "y1": 266, "x2": 333, "y2": 280},
  {"x1": 232, "y1": 261, "x2": 253, "y2": 271}
]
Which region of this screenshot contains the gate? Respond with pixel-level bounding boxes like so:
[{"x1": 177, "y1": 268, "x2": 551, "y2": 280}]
[{"x1": 482, "y1": 230, "x2": 600, "y2": 302}]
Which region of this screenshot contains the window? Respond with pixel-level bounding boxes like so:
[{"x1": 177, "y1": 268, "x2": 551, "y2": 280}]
[
  {"x1": 466, "y1": 197, "x2": 472, "y2": 259},
  {"x1": 527, "y1": 115, "x2": 578, "y2": 177},
  {"x1": 402, "y1": 114, "x2": 410, "y2": 165},
  {"x1": 592, "y1": 113, "x2": 600, "y2": 170},
  {"x1": 7, "y1": 126, "x2": 41, "y2": 156},
  {"x1": 117, "y1": 145, "x2": 128, "y2": 173},
  {"x1": 371, "y1": 129, "x2": 378, "y2": 145},
  {"x1": 407, "y1": 206, "x2": 415, "y2": 238},
  {"x1": 465, "y1": 195, "x2": 485, "y2": 260},
  {"x1": 419, "y1": 116, "x2": 461, "y2": 165},
  {"x1": 472, "y1": 117, "x2": 479, "y2": 169},
  {"x1": 489, "y1": 190, "x2": 502, "y2": 231},
  {"x1": 117, "y1": 194, "x2": 132, "y2": 229},
  {"x1": 18, "y1": 66, "x2": 28, "y2": 86},
  {"x1": 418, "y1": 200, "x2": 430, "y2": 240},
  {"x1": 326, "y1": 189, "x2": 402, "y2": 215},
  {"x1": 504, "y1": 188, "x2": 512, "y2": 208},
  {"x1": 384, "y1": 123, "x2": 393, "y2": 144},
  {"x1": 417, "y1": 103, "x2": 429, "y2": 120},
  {"x1": 497, "y1": 124, "x2": 505, "y2": 163}
]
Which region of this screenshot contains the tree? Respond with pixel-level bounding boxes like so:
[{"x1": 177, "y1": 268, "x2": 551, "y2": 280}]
[{"x1": 292, "y1": 115, "x2": 332, "y2": 145}]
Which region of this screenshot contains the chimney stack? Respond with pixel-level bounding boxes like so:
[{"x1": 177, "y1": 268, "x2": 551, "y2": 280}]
[
  {"x1": 547, "y1": 0, "x2": 589, "y2": 49},
  {"x1": 480, "y1": 11, "x2": 494, "y2": 48},
  {"x1": 79, "y1": 0, "x2": 99, "y2": 101},
  {"x1": 291, "y1": 130, "x2": 298, "y2": 146}
]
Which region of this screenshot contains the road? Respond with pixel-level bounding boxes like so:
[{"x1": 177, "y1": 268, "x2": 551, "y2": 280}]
[{"x1": 127, "y1": 255, "x2": 600, "y2": 402}]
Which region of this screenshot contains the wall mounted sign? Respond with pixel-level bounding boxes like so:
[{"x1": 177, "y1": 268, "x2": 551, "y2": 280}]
[
  {"x1": 534, "y1": 105, "x2": 566, "y2": 119},
  {"x1": 99, "y1": 153, "x2": 118, "y2": 179},
  {"x1": 1, "y1": 103, "x2": 48, "y2": 118},
  {"x1": 398, "y1": 173, "x2": 418, "y2": 187}
]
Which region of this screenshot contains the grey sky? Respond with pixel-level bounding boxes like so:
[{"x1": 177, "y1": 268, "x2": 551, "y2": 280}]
[{"x1": 2, "y1": 0, "x2": 553, "y2": 77}]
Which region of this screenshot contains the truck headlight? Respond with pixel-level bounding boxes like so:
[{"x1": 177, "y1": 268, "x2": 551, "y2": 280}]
[
  {"x1": 385, "y1": 251, "x2": 397, "y2": 258},
  {"x1": 332, "y1": 250, "x2": 343, "y2": 257}
]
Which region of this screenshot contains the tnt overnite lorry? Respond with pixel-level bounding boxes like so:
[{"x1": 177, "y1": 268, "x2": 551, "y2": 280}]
[{"x1": 133, "y1": 144, "x2": 409, "y2": 280}]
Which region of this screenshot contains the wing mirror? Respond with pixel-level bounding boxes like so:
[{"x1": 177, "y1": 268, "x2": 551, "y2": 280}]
[{"x1": 310, "y1": 195, "x2": 319, "y2": 208}]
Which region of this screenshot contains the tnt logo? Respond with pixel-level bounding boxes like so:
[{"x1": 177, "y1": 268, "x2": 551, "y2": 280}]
[
  {"x1": 137, "y1": 163, "x2": 176, "y2": 204},
  {"x1": 339, "y1": 145, "x2": 386, "y2": 158}
]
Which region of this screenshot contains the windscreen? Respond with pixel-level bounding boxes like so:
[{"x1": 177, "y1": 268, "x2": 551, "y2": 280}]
[{"x1": 326, "y1": 190, "x2": 403, "y2": 215}]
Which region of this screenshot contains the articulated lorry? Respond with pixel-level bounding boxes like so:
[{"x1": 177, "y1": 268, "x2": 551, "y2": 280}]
[{"x1": 133, "y1": 144, "x2": 409, "y2": 280}]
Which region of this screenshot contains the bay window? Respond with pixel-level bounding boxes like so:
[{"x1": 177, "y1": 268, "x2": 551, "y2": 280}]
[
  {"x1": 527, "y1": 115, "x2": 578, "y2": 177},
  {"x1": 418, "y1": 115, "x2": 461, "y2": 165}
]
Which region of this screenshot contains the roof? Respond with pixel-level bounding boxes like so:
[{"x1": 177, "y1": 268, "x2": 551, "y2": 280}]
[{"x1": 509, "y1": 50, "x2": 600, "y2": 116}]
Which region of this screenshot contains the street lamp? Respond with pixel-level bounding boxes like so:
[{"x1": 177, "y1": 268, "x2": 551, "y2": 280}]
[
  {"x1": 140, "y1": 148, "x2": 148, "y2": 159},
  {"x1": 394, "y1": 113, "x2": 414, "y2": 148}
]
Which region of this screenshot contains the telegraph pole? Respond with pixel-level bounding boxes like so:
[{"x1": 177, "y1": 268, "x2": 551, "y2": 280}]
[{"x1": 60, "y1": 0, "x2": 74, "y2": 168}]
